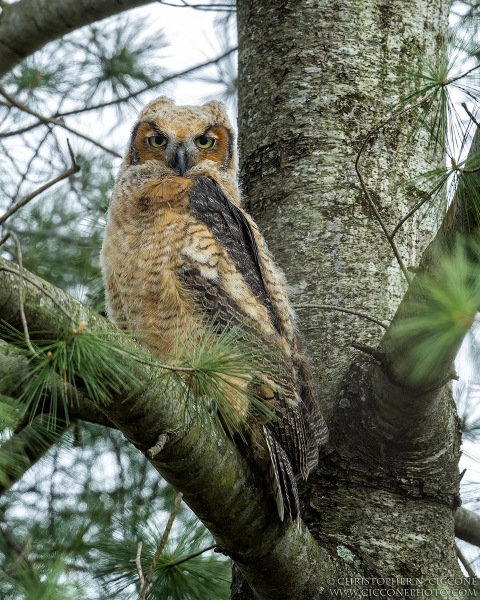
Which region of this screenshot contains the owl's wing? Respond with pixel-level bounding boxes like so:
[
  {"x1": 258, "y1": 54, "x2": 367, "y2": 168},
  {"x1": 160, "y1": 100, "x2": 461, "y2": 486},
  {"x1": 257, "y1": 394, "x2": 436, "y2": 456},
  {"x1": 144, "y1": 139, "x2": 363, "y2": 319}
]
[
  {"x1": 188, "y1": 176, "x2": 282, "y2": 332},
  {"x1": 178, "y1": 176, "x2": 325, "y2": 520},
  {"x1": 179, "y1": 264, "x2": 306, "y2": 520}
]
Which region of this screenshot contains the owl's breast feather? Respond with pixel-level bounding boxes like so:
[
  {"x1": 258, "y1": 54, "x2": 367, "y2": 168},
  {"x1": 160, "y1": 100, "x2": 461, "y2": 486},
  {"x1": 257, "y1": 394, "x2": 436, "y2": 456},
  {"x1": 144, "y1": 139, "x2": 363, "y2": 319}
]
[{"x1": 135, "y1": 176, "x2": 192, "y2": 209}]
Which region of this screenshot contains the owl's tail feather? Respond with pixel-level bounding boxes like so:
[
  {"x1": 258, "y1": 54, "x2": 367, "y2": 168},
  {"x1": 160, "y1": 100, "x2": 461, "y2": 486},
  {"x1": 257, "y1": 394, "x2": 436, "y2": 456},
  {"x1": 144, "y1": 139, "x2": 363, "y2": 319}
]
[{"x1": 263, "y1": 425, "x2": 300, "y2": 521}]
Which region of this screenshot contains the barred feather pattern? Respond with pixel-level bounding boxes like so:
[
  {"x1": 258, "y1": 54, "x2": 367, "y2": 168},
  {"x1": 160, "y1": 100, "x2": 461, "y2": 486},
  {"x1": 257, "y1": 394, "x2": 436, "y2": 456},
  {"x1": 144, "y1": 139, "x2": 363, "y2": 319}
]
[{"x1": 101, "y1": 97, "x2": 328, "y2": 520}]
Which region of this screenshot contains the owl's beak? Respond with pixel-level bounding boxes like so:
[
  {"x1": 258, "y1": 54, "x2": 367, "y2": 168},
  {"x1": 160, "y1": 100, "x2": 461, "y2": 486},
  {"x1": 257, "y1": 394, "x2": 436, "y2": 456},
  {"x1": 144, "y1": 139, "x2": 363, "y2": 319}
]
[{"x1": 172, "y1": 146, "x2": 187, "y2": 176}]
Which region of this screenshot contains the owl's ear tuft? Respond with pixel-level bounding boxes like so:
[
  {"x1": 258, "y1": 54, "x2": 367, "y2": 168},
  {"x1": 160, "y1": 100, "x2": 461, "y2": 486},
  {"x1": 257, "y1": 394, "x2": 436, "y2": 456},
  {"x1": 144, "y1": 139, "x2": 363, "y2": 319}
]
[
  {"x1": 140, "y1": 96, "x2": 175, "y2": 120},
  {"x1": 202, "y1": 100, "x2": 231, "y2": 127}
]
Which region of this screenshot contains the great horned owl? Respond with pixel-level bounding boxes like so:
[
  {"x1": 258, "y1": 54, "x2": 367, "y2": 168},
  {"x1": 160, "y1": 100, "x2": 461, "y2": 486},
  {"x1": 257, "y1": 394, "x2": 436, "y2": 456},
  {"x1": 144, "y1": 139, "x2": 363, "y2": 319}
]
[{"x1": 100, "y1": 97, "x2": 327, "y2": 520}]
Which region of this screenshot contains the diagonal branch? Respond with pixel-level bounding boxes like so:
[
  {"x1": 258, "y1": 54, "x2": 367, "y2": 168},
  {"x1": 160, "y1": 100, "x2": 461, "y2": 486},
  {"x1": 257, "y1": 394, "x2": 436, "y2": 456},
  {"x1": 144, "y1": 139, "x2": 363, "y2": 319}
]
[
  {"x1": 0, "y1": 140, "x2": 80, "y2": 227},
  {"x1": 0, "y1": 85, "x2": 121, "y2": 157},
  {"x1": 0, "y1": 0, "x2": 157, "y2": 77},
  {"x1": 166, "y1": 543, "x2": 217, "y2": 567},
  {"x1": 139, "y1": 491, "x2": 183, "y2": 600},
  {"x1": 456, "y1": 544, "x2": 476, "y2": 578},
  {"x1": 369, "y1": 125, "x2": 480, "y2": 446},
  {"x1": 455, "y1": 507, "x2": 480, "y2": 548},
  {"x1": 56, "y1": 47, "x2": 238, "y2": 118},
  {"x1": 0, "y1": 256, "x2": 359, "y2": 600}
]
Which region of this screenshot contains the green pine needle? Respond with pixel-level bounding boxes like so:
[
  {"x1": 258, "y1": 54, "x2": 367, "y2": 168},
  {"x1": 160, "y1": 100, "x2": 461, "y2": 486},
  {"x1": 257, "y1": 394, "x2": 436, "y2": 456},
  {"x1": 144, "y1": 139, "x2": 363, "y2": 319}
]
[
  {"x1": 393, "y1": 27, "x2": 480, "y2": 156},
  {"x1": 170, "y1": 325, "x2": 278, "y2": 438},
  {"x1": 451, "y1": 149, "x2": 480, "y2": 231},
  {"x1": 0, "y1": 321, "x2": 146, "y2": 428},
  {"x1": 1, "y1": 558, "x2": 82, "y2": 600},
  {"x1": 95, "y1": 512, "x2": 230, "y2": 600},
  {"x1": 391, "y1": 237, "x2": 480, "y2": 384},
  {"x1": 1, "y1": 316, "x2": 280, "y2": 440}
]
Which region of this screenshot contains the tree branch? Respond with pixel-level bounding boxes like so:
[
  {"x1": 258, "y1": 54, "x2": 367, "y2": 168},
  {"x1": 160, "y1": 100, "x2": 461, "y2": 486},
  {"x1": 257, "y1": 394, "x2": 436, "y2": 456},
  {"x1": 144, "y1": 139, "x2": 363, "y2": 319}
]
[
  {"x1": 0, "y1": 256, "x2": 358, "y2": 599},
  {"x1": 369, "y1": 126, "x2": 480, "y2": 446},
  {"x1": 55, "y1": 47, "x2": 237, "y2": 117},
  {"x1": 456, "y1": 544, "x2": 476, "y2": 578},
  {"x1": 0, "y1": 0, "x2": 156, "y2": 77},
  {"x1": 455, "y1": 507, "x2": 480, "y2": 548},
  {"x1": 139, "y1": 491, "x2": 183, "y2": 600},
  {"x1": 0, "y1": 415, "x2": 69, "y2": 496},
  {"x1": 0, "y1": 340, "x2": 117, "y2": 494},
  {"x1": 0, "y1": 140, "x2": 80, "y2": 226},
  {"x1": 0, "y1": 85, "x2": 121, "y2": 157}
]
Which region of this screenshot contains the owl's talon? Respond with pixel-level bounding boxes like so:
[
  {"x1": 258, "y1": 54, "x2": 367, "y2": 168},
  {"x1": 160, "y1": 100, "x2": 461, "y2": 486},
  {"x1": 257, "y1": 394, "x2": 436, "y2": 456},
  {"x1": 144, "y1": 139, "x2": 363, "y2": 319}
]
[{"x1": 146, "y1": 433, "x2": 169, "y2": 459}]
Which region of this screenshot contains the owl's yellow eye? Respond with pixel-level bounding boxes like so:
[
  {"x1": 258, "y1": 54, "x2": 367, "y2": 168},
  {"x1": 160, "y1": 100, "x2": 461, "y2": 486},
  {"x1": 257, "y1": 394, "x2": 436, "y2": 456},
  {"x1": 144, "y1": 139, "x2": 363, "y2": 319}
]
[
  {"x1": 148, "y1": 134, "x2": 168, "y2": 148},
  {"x1": 195, "y1": 135, "x2": 215, "y2": 149}
]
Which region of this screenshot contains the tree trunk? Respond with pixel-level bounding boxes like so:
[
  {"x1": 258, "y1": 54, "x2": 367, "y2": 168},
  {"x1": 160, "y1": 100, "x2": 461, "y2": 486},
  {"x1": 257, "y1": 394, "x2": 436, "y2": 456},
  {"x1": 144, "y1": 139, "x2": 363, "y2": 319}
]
[
  {"x1": 237, "y1": 0, "x2": 462, "y2": 595},
  {"x1": 0, "y1": 0, "x2": 473, "y2": 597},
  {"x1": 238, "y1": 0, "x2": 449, "y2": 411}
]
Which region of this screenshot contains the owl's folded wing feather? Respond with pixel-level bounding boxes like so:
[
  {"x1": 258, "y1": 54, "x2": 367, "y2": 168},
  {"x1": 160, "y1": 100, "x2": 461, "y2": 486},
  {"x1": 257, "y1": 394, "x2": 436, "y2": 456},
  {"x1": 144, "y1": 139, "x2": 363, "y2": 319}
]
[
  {"x1": 176, "y1": 175, "x2": 326, "y2": 520},
  {"x1": 188, "y1": 176, "x2": 283, "y2": 332}
]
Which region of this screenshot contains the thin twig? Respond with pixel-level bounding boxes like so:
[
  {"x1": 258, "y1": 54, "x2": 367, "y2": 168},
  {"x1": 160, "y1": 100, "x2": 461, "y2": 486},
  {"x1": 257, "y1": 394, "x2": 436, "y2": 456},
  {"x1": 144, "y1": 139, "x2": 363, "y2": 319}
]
[
  {"x1": 354, "y1": 90, "x2": 440, "y2": 284},
  {"x1": 355, "y1": 164, "x2": 412, "y2": 284},
  {"x1": 462, "y1": 102, "x2": 480, "y2": 129},
  {"x1": 295, "y1": 303, "x2": 388, "y2": 329},
  {"x1": 355, "y1": 165, "x2": 411, "y2": 282},
  {"x1": 356, "y1": 89, "x2": 436, "y2": 177},
  {"x1": 157, "y1": 1, "x2": 234, "y2": 12},
  {"x1": 0, "y1": 120, "x2": 43, "y2": 139},
  {"x1": 146, "y1": 433, "x2": 169, "y2": 459},
  {"x1": 136, "y1": 541, "x2": 145, "y2": 589},
  {"x1": 0, "y1": 261, "x2": 216, "y2": 373},
  {"x1": 351, "y1": 342, "x2": 385, "y2": 362},
  {"x1": 446, "y1": 63, "x2": 480, "y2": 87},
  {"x1": 388, "y1": 104, "x2": 480, "y2": 238},
  {"x1": 166, "y1": 543, "x2": 217, "y2": 567},
  {"x1": 0, "y1": 85, "x2": 121, "y2": 158},
  {"x1": 139, "y1": 492, "x2": 183, "y2": 600},
  {"x1": 7, "y1": 536, "x2": 32, "y2": 573},
  {"x1": 13, "y1": 125, "x2": 53, "y2": 203},
  {"x1": 7, "y1": 231, "x2": 35, "y2": 354},
  {"x1": 390, "y1": 177, "x2": 447, "y2": 240},
  {"x1": 390, "y1": 196, "x2": 432, "y2": 240},
  {"x1": 1, "y1": 518, "x2": 36, "y2": 578},
  {"x1": 456, "y1": 543, "x2": 476, "y2": 578},
  {"x1": 355, "y1": 65, "x2": 480, "y2": 272},
  {"x1": 110, "y1": 346, "x2": 197, "y2": 373},
  {"x1": 0, "y1": 140, "x2": 80, "y2": 226},
  {"x1": 56, "y1": 48, "x2": 237, "y2": 118}
]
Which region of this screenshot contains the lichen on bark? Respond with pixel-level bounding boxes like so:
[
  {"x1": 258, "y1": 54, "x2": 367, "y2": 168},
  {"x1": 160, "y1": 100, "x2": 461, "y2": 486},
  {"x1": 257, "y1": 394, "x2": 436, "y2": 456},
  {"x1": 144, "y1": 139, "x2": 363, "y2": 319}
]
[{"x1": 236, "y1": 0, "x2": 463, "y2": 594}]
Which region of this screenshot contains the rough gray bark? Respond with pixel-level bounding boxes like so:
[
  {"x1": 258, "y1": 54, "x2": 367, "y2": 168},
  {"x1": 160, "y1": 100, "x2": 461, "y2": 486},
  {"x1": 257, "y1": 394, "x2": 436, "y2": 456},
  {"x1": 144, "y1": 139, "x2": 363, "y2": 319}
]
[
  {"x1": 236, "y1": 0, "x2": 464, "y2": 596},
  {"x1": 237, "y1": 0, "x2": 448, "y2": 416},
  {"x1": 0, "y1": 0, "x2": 155, "y2": 78}
]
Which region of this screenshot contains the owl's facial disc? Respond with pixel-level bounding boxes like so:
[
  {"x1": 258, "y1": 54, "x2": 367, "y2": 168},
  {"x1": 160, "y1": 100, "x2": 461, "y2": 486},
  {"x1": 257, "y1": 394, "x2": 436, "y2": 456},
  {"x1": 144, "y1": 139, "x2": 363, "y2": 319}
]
[{"x1": 128, "y1": 117, "x2": 232, "y2": 175}]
